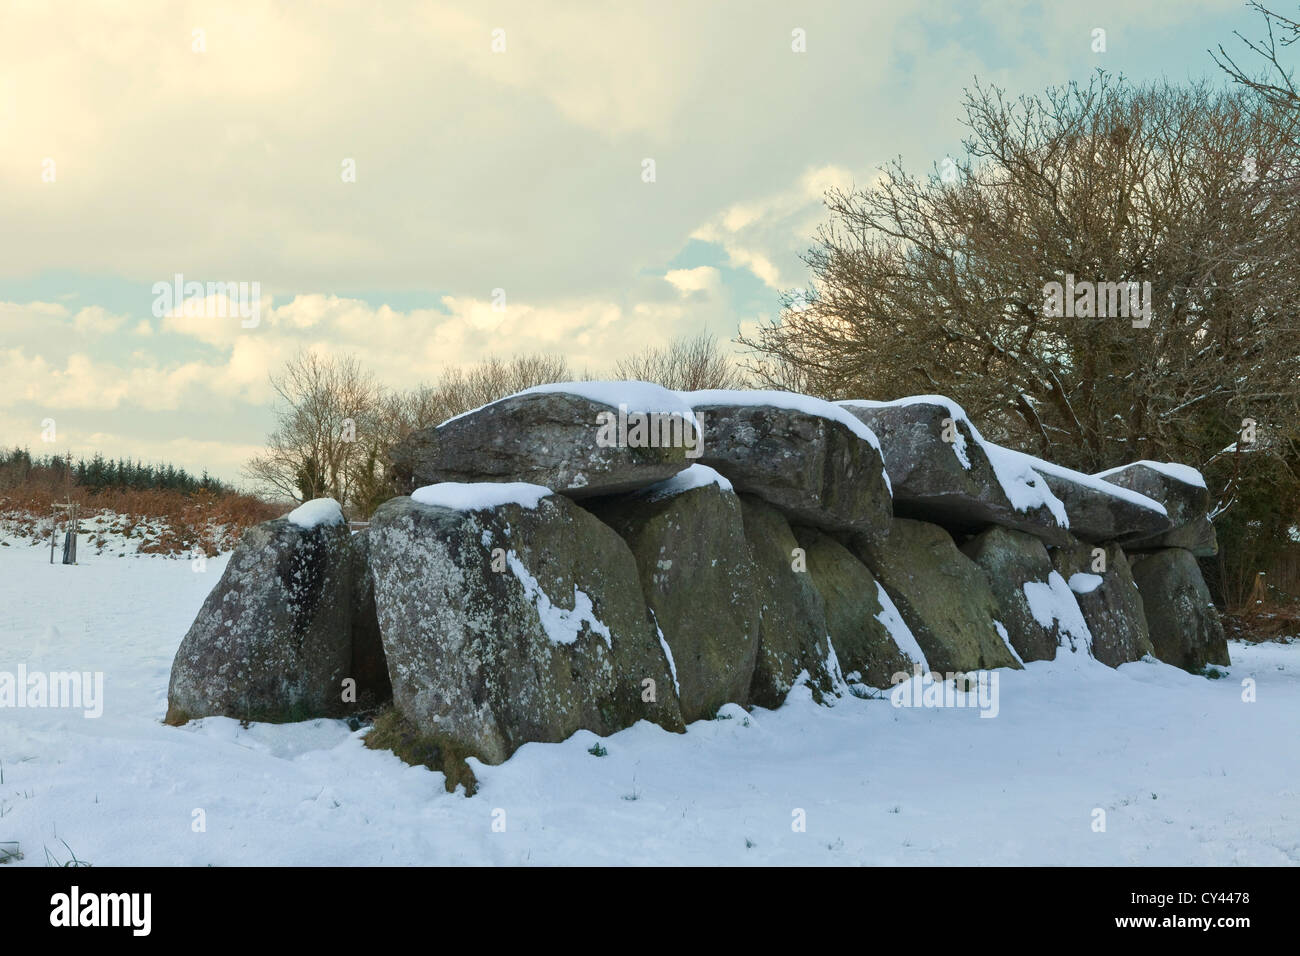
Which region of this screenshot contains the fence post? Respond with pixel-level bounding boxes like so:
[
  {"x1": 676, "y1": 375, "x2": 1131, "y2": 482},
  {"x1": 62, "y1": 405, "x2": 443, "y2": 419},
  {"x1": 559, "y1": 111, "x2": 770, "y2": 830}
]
[{"x1": 50, "y1": 501, "x2": 78, "y2": 565}]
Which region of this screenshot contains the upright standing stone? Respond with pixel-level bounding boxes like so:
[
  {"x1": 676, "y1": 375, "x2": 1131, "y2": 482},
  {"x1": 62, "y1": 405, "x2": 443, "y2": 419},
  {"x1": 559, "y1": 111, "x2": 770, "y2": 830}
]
[
  {"x1": 166, "y1": 499, "x2": 372, "y2": 725},
  {"x1": 367, "y1": 485, "x2": 684, "y2": 767},
  {"x1": 588, "y1": 466, "x2": 761, "y2": 722},
  {"x1": 795, "y1": 527, "x2": 923, "y2": 688},
  {"x1": 851, "y1": 518, "x2": 1021, "y2": 673},
  {"x1": 738, "y1": 495, "x2": 842, "y2": 707},
  {"x1": 1129, "y1": 547, "x2": 1230, "y2": 671},
  {"x1": 961, "y1": 526, "x2": 1084, "y2": 663},
  {"x1": 1050, "y1": 539, "x2": 1154, "y2": 667}
]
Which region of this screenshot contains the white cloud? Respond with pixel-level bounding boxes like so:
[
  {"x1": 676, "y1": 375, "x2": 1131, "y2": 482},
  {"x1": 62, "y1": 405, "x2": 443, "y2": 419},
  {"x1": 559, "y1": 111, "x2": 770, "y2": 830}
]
[
  {"x1": 664, "y1": 266, "x2": 721, "y2": 298},
  {"x1": 0, "y1": 285, "x2": 736, "y2": 414},
  {"x1": 690, "y1": 164, "x2": 871, "y2": 290},
  {"x1": 0, "y1": 1, "x2": 932, "y2": 295}
]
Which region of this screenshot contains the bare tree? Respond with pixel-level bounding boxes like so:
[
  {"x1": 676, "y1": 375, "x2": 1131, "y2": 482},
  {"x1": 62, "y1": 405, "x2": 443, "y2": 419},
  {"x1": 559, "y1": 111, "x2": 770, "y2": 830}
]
[
  {"x1": 1213, "y1": 2, "x2": 1300, "y2": 111},
  {"x1": 437, "y1": 354, "x2": 579, "y2": 421},
  {"x1": 243, "y1": 351, "x2": 380, "y2": 507},
  {"x1": 614, "y1": 333, "x2": 748, "y2": 391},
  {"x1": 246, "y1": 351, "x2": 583, "y2": 515}
]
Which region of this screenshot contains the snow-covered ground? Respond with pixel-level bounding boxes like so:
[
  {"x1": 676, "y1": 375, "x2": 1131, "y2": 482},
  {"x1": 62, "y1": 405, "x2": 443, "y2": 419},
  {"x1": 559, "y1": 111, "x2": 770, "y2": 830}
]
[
  {"x1": 0, "y1": 507, "x2": 238, "y2": 559},
  {"x1": 1, "y1": 536, "x2": 1297, "y2": 866}
]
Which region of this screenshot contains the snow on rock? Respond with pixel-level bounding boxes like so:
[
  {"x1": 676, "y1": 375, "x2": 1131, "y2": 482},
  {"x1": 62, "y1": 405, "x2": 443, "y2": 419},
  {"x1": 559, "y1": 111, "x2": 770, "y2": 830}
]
[
  {"x1": 841, "y1": 396, "x2": 1067, "y2": 526},
  {"x1": 1095, "y1": 459, "x2": 1207, "y2": 490},
  {"x1": 1000, "y1": 448, "x2": 1168, "y2": 517},
  {"x1": 874, "y1": 582, "x2": 929, "y2": 672},
  {"x1": 994, "y1": 621, "x2": 1024, "y2": 666},
  {"x1": 823, "y1": 641, "x2": 847, "y2": 693},
  {"x1": 442, "y1": 379, "x2": 699, "y2": 429},
  {"x1": 651, "y1": 610, "x2": 680, "y2": 696},
  {"x1": 411, "y1": 482, "x2": 553, "y2": 511},
  {"x1": 980, "y1": 443, "x2": 1071, "y2": 527},
  {"x1": 1068, "y1": 572, "x2": 1104, "y2": 595},
  {"x1": 689, "y1": 389, "x2": 884, "y2": 454},
  {"x1": 1023, "y1": 571, "x2": 1094, "y2": 654},
  {"x1": 285, "y1": 497, "x2": 346, "y2": 529},
  {"x1": 637, "y1": 464, "x2": 733, "y2": 501},
  {"x1": 505, "y1": 549, "x2": 612, "y2": 649}
]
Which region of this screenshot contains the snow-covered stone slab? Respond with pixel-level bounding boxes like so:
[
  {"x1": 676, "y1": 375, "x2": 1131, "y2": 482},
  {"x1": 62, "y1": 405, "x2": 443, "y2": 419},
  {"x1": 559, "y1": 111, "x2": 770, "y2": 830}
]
[
  {"x1": 683, "y1": 389, "x2": 892, "y2": 534},
  {"x1": 589, "y1": 465, "x2": 759, "y2": 722},
  {"x1": 993, "y1": 447, "x2": 1172, "y2": 545},
  {"x1": 1094, "y1": 461, "x2": 1217, "y2": 556},
  {"x1": 387, "y1": 382, "x2": 699, "y2": 499},
  {"x1": 366, "y1": 488, "x2": 684, "y2": 769},
  {"x1": 410, "y1": 481, "x2": 553, "y2": 511},
  {"x1": 838, "y1": 397, "x2": 1071, "y2": 547}
]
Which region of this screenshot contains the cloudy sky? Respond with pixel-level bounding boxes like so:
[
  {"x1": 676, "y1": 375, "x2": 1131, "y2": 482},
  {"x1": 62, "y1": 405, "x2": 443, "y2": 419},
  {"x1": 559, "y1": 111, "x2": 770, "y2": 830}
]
[{"x1": 0, "y1": 0, "x2": 1265, "y2": 484}]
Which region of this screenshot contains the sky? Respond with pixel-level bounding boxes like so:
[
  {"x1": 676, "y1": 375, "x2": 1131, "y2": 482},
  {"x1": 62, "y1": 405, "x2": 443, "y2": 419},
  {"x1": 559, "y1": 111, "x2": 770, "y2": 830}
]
[{"x1": 0, "y1": 0, "x2": 1273, "y2": 485}]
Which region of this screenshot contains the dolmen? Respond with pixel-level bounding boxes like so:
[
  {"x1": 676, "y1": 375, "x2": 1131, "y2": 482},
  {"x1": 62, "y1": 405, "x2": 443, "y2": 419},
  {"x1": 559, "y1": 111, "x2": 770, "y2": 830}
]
[{"x1": 165, "y1": 383, "x2": 1229, "y2": 789}]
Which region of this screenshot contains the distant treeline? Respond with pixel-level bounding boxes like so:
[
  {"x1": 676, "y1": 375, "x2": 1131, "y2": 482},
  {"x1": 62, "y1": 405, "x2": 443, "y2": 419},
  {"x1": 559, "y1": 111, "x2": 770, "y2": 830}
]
[{"x1": 0, "y1": 447, "x2": 234, "y2": 496}]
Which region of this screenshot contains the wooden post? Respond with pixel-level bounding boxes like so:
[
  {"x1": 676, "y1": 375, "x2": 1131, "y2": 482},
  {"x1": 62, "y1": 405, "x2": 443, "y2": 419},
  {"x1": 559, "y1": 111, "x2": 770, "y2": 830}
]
[{"x1": 1248, "y1": 571, "x2": 1268, "y2": 607}]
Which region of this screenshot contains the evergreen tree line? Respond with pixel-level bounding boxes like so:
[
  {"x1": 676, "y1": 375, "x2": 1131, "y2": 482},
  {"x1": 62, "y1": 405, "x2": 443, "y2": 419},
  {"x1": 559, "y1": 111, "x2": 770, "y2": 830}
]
[{"x1": 0, "y1": 447, "x2": 233, "y2": 496}]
